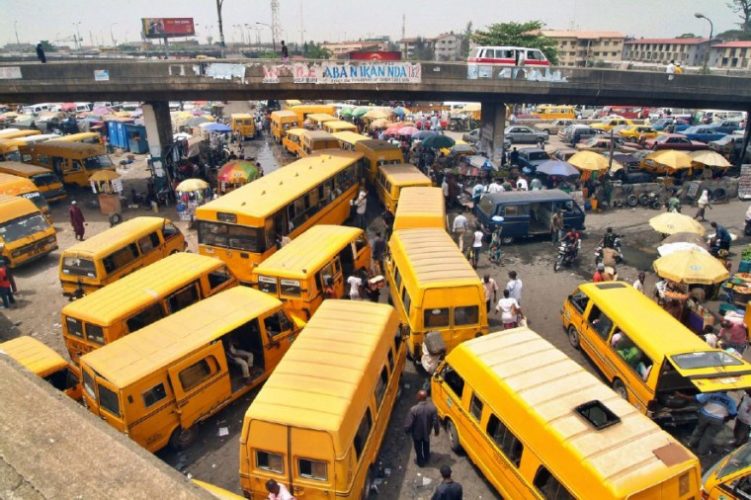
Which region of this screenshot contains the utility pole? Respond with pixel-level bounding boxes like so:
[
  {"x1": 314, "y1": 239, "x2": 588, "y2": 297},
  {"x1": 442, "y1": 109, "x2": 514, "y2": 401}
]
[
  {"x1": 13, "y1": 20, "x2": 20, "y2": 46},
  {"x1": 401, "y1": 13, "x2": 406, "y2": 42},
  {"x1": 299, "y1": 0, "x2": 305, "y2": 50},
  {"x1": 215, "y1": 0, "x2": 226, "y2": 56},
  {"x1": 271, "y1": 0, "x2": 281, "y2": 51}
]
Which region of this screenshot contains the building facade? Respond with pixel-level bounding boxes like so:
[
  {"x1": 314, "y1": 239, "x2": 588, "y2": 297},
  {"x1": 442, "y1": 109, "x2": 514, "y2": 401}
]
[
  {"x1": 540, "y1": 30, "x2": 625, "y2": 67},
  {"x1": 708, "y1": 41, "x2": 751, "y2": 70},
  {"x1": 623, "y1": 38, "x2": 710, "y2": 66},
  {"x1": 321, "y1": 40, "x2": 388, "y2": 59},
  {"x1": 433, "y1": 32, "x2": 465, "y2": 61}
]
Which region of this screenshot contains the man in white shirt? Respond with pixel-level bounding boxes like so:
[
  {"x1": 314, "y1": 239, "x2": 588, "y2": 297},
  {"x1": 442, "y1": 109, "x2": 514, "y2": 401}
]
[
  {"x1": 487, "y1": 180, "x2": 503, "y2": 194},
  {"x1": 516, "y1": 176, "x2": 528, "y2": 191},
  {"x1": 354, "y1": 189, "x2": 367, "y2": 229},
  {"x1": 496, "y1": 289, "x2": 522, "y2": 329},
  {"x1": 452, "y1": 211, "x2": 469, "y2": 251},
  {"x1": 505, "y1": 271, "x2": 523, "y2": 305},
  {"x1": 483, "y1": 275, "x2": 499, "y2": 313},
  {"x1": 266, "y1": 479, "x2": 295, "y2": 500},
  {"x1": 666, "y1": 60, "x2": 675, "y2": 81},
  {"x1": 347, "y1": 273, "x2": 363, "y2": 300},
  {"x1": 471, "y1": 227, "x2": 484, "y2": 268}
]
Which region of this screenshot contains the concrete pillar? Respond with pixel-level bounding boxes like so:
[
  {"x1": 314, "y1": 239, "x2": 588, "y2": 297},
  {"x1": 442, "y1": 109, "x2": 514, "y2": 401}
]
[
  {"x1": 740, "y1": 108, "x2": 751, "y2": 168},
  {"x1": 479, "y1": 102, "x2": 506, "y2": 165},
  {"x1": 142, "y1": 101, "x2": 174, "y2": 193}
]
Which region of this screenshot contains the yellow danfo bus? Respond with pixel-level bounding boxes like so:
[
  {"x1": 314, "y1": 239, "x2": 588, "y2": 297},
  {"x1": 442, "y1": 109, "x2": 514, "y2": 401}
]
[
  {"x1": 270, "y1": 110, "x2": 300, "y2": 143},
  {"x1": 0, "y1": 161, "x2": 66, "y2": 202},
  {"x1": 54, "y1": 132, "x2": 102, "y2": 144},
  {"x1": 253, "y1": 225, "x2": 371, "y2": 320},
  {"x1": 196, "y1": 151, "x2": 364, "y2": 284},
  {"x1": 0, "y1": 172, "x2": 50, "y2": 217},
  {"x1": 240, "y1": 300, "x2": 405, "y2": 500},
  {"x1": 288, "y1": 104, "x2": 336, "y2": 124},
  {"x1": 432, "y1": 327, "x2": 701, "y2": 499},
  {"x1": 323, "y1": 120, "x2": 357, "y2": 134},
  {"x1": 374, "y1": 163, "x2": 432, "y2": 214},
  {"x1": 0, "y1": 129, "x2": 41, "y2": 140},
  {"x1": 332, "y1": 131, "x2": 369, "y2": 151},
  {"x1": 61, "y1": 252, "x2": 237, "y2": 363},
  {"x1": 0, "y1": 336, "x2": 81, "y2": 400},
  {"x1": 21, "y1": 140, "x2": 115, "y2": 187},
  {"x1": 230, "y1": 113, "x2": 257, "y2": 139},
  {"x1": 355, "y1": 139, "x2": 404, "y2": 183},
  {"x1": 393, "y1": 186, "x2": 446, "y2": 231},
  {"x1": 532, "y1": 104, "x2": 576, "y2": 120},
  {"x1": 305, "y1": 113, "x2": 336, "y2": 129},
  {"x1": 0, "y1": 138, "x2": 22, "y2": 161},
  {"x1": 282, "y1": 127, "x2": 306, "y2": 157},
  {"x1": 0, "y1": 195, "x2": 57, "y2": 268},
  {"x1": 300, "y1": 130, "x2": 339, "y2": 157}
]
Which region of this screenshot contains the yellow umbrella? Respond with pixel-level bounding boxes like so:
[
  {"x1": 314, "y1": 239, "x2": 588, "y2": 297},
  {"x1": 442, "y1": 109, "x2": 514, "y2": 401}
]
[
  {"x1": 176, "y1": 178, "x2": 210, "y2": 192},
  {"x1": 363, "y1": 109, "x2": 391, "y2": 120},
  {"x1": 567, "y1": 151, "x2": 610, "y2": 171},
  {"x1": 649, "y1": 212, "x2": 706, "y2": 236},
  {"x1": 644, "y1": 150, "x2": 693, "y2": 170},
  {"x1": 89, "y1": 170, "x2": 120, "y2": 182},
  {"x1": 690, "y1": 150, "x2": 732, "y2": 168},
  {"x1": 369, "y1": 118, "x2": 390, "y2": 130},
  {"x1": 653, "y1": 248, "x2": 729, "y2": 284}
]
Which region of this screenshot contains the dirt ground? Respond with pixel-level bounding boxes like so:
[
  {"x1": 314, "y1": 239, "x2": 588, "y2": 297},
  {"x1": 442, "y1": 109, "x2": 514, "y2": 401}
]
[{"x1": 2, "y1": 113, "x2": 750, "y2": 498}]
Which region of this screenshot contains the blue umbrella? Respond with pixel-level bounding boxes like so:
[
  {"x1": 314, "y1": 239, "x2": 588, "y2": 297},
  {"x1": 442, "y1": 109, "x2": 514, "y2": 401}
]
[
  {"x1": 393, "y1": 106, "x2": 407, "y2": 117},
  {"x1": 536, "y1": 160, "x2": 580, "y2": 177},
  {"x1": 202, "y1": 122, "x2": 232, "y2": 133}
]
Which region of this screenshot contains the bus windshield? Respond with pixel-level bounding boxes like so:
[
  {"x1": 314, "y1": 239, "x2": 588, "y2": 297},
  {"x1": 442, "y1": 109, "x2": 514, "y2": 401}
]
[
  {"x1": 0, "y1": 213, "x2": 49, "y2": 243},
  {"x1": 717, "y1": 445, "x2": 751, "y2": 479},
  {"x1": 21, "y1": 192, "x2": 49, "y2": 212},
  {"x1": 31, "y1": 172, "x2": 61, "y2": 187},
  {"x1": 84, "y1": 155, "x2": 113, "y2": 170},
  {"x1": 198, "y1": 221, "x2": 265, "y2": 253}
]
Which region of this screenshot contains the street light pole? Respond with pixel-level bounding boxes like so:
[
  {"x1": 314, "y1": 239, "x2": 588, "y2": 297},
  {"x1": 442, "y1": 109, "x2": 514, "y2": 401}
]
[
  {"x1": 695, "y1": 12, "x2": 714, "y2": 72},
  {"x1": 257, "y1": 22, "x2": 275, "y2": 52},
  {"x1": 13, "y1": 20, "x2": 20, "y2": 45},
  {"x1": 110, "y1": 23, "x2": 118, "y2": 47}
]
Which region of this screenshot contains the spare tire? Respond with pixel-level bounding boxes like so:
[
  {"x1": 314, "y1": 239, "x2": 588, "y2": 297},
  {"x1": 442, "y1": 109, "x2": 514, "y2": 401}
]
[
  {"x1": 626, "y1": 195, "x2": 639, "y2": 207},
  {"x1": 109, "y1": 213, "x2": 123, "y2": 226},
  {"x1": 638, "y1": 193, "x2": 650, "y2": 206}
]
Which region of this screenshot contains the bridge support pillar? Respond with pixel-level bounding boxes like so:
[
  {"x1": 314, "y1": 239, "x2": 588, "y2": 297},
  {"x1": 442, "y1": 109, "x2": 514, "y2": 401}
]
[
  {"x1": 740, "y1": 108, "x2": 751, "y2": 168},
  {"x1": 479, "y1": 102, "x2": 506, "y2": 165},
  {"x1": 142, "y1": 101, "x2": 174, "y2": 194}
]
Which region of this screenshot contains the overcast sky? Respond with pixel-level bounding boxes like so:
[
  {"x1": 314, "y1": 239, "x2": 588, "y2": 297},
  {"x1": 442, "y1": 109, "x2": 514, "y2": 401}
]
[{"x1": 0, "y1": 0, "x2": 738, "y2": 47}]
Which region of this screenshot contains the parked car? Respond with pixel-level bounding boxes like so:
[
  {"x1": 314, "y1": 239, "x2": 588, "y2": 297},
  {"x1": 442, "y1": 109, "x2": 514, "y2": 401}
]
[
  {"x1": 504, "y1": 125, "x2": 548, "y2": 144},
  {"x1": 552, "y1": 147, "x2": 577, "y2": 162},
  {"x1": 516, "y1": 147, "x2": 550, "y2": 174},
  {"x1": 561, "y1": 124, "x2": 598, "y2": 146},
  {"x1": 652, "y1": 117, "x2": 690, "y2": 132},
  {"x1": 462, "y1": 128, "x2": 480, "y2": 144},
  {"x1": 618, "y1": 125, "x2": 658, "y2": 141},
  {"x1": 534, "y1": 119, "x2": 574, "y2": 135},
  {"x1": 714, "y1": 119, "x2": 743, "y2": 134},
  {"x1": 591, "y1": 116, "x2": 634, "y2": 132},
  {"x1": 575, "y1": 136, "x2": 641, "y2": 153},
  {"x1": 645, "y1": 134, "x2": 706, "y2": 151},
  {"x1": 709, "y1": 134, "x2": 751, "y2": 162},
  {"x1": 682, "y1": 125, "x2": 726, "y2": 144}
]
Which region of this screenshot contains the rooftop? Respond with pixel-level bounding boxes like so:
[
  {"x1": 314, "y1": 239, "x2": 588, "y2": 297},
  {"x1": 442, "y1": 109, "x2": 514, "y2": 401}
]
[
  {"x1": 625, "y1": 37, "x2": 709, "y2": 45},
  {"x1": 711, "y1": 41, "x2": 751, "y2": 49},
  {"x1": 541, "y1": 30, "x2": 625, "y2": 39}
]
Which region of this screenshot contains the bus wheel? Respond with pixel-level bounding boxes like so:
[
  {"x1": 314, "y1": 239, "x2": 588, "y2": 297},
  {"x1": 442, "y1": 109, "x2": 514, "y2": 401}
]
[
  {"x1": 612, "y1": 379, "x2": 628, "y2": 400},
  {"x1": 446, "y1": 419, "x2": 462, "y2": 454},
  {"x1": 169, "y1": 426, "x2": 197, "y2": 451},
  {"x1": 361, "y1": 467, "x2": 374, "y2": 500},
  {"x1": 567, "y1": 326, "x2": 580, "y2": 350}
]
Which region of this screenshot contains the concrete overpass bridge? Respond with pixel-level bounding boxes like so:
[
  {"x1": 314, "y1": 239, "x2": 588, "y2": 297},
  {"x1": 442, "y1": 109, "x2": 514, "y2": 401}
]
[{"x1": 1, "y1": 58, "x2": 750, "y2": 162}]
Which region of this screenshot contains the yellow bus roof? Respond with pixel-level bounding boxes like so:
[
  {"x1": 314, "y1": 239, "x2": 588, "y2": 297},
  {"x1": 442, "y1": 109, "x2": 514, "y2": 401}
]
[
  {"x1": 0, "y1": 194, "x2": 40, "y2": 219},
  {"x1": 390, "y1": 228, "x2": 480, "y2": 287},
  {"x1": 0, "y1": 130, "x2": 41, "y2": 139},
  {"x1": 455, "y1": 328, "x2": 697, "y2": 497},
  {"x1": 231, "y1": 113, "x2": 253, "y2": 119},
  {"x1": 393, "y1": 187, "x2": 445, "y2": 230},
  {"x1": 61, "y1": 253, "x2": 227, "y2": 326},
  {"x1": 290, "y1": 105, "x2": 334, "y2": 113},
  {"x1": 0, "y1": 336, "x2": 68, "y2": 377},
  {"x1": 285, "y1": 127, "x2": 307, "y2": 137},
  {"x1": 306, "y1": 113, "x2": 336, "y2": 122},
  {"x1": 197, "y1": 151, "x2": 363, "y2": 221},
  {"x1": 270, "y1": 110, "x2": 298, "y2": 120},
  {"x1": 301, "y1": 130, "x2": 336, "y2": 141},
  {"x1": 325, "y1": 121, "x2": 357, "y2": 131},
  {"x1": 61, "y1": 216, "x2": 171, "y2": 258},
  {"x1": 379, "y1": 163, "x2": 431, "y2": 186},
  {"x1": 332, "y1": 131, "x2": 369, "y2": 145},
  {"x1": 81, "y1": 287, "x2": 281, "y2": 388},
  {"x1": 255, "y1": 225, "x2": 363, "y2": 279},
  {"x1": 22, "y1": 141, "x2": 105, "y2": 157},
  {"x1": 244, "y1": 300, "x2": 399, "y2": 455},
  {"x1": 356, "y1": 139, "x2": 401, "y2": 152},
  {"x1": 0, "y1": 172, "x2": 38, "y2": 194},
  {"x1": 0, "y1": 161, "x2": 55, "y2": 176},
  {"x1": 54, "y1": 132, "x2": 100, "y2": 143}
]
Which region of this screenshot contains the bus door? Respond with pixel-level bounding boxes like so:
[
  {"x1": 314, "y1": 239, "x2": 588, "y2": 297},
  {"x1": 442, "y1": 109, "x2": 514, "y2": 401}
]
[
  {"x1": 318, "y1": 259, "x2": 344, "y2": 299},
  {"x1": 499, "y1": 204, "x2": 530, "y2": 238},
  {"x1": 259, "y1": 309, "x2": 297, "y2": 369}
]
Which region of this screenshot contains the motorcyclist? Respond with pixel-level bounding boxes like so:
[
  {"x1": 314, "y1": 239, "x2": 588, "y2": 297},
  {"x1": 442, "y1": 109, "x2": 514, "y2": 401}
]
[
  {"x1": 561, "y1": 227, "x2": 580, "y2": 257},
  {"x1": 710, "y1": 221, "x2": 732, "y2": 252},
  {"x1": 602, "y1": 227, "x2": 620, "y2": 249}
]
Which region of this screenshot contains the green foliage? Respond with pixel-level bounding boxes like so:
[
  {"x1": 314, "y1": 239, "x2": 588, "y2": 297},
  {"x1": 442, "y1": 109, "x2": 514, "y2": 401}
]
[
  {"x1": 303, "y1": 41, "x2": 331, "y2": 59},
  {"x1": 461, "y1": 22, "x2": 473, "y2": 57},
  {"x1": 39, "y1": 40, "x2": 56, "y2": 52},
  {"x1": 411, "y1": 37, "x2": 434, "y2": 61},
  {"x1": 676, "y1": 33, "x2": 697, "y2": 38},
  {"x1": 728, "y1": 0, "x2": 751, "y2": 32},
  {"x1": 471, "y1": 20, "x2": 558, "y2": 65},
  {"x1": 716, "y1": 29, "x2": 751, "y2": 41}
]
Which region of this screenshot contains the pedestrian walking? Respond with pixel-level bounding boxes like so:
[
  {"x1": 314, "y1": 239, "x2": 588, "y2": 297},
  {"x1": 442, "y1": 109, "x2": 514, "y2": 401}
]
[
  {"x1": 506, "y1": 271, "x2": 523, "y2": 304},
  {"x1": 265, "y1": 479, "x2": 295, "y2": 500},
  {"x1": 36, "y1": 42, "x2": 47, "y2": 63},
  {"x1": 451, "y1": 210, "x2": 469, "y2": 252},
  {"x1": 496, "y1": 289, "x2": 522, "y2": 329},
  {"x1": 431, "y1": 465, "x2": 463, "y2": 500},
  {"x1": 403, "y1": 390, "x2": 439, "y2": 467},
  {"x1": 354, "y1": 188, "x2": 367, "y2": 229},
  {"x1": 483, "y1": 274, "x2": 499, "y2": 314},
  {"x1": 695, "y1": 190, "x2": 711, "y2": 221},
  {"x1": 346, "y1": 272, "x2": 363, "y2": 300},
  {"x1": 470, "y1": 226, "x2": 483, "y2": 268},
  {"x1": 441, "y1": 176, "x2": 450, "y2": 207},
  {"x1": 633, "y1": 271, "x2": 646, "y2": 293},
  {"x1": 684, "y1": 391, "x2": 737, "y2": 456},
  {"x1": 372, "y1": 231, "x2": 386, "y2": 275},
  {"x1": 550, "y1": 210, "x2": 563, "y2": 243},
  {"x1": 0, "y1": 259, "x2": 15, "y2": 309},
  {"x1": 69, "y1": 200, "x2": 86, "y2": 240},
  {"x1": 735, "y1": 390, "x2": 751, "y2": 447},
  {"x1": 280, "y1": 40, "x2": 289, "y2": 62},
  {"x1": 381, "y1": 209, "x2": 394, "y2": 240},
  {"x1": 666, "y1": 60, "x2": 676, "y2": 81}
]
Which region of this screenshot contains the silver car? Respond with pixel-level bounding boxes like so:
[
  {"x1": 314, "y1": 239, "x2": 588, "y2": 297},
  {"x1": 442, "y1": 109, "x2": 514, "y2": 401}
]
[{"x1": 504, "y1": 125, "x2": 548, "y2": 144}]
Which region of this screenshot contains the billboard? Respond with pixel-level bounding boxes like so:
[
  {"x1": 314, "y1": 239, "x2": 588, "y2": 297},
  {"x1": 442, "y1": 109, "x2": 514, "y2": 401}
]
[
  {"x1": 349, "y1": 51, "x2": 402, "y2": 61},
  {"x1": 141, "y1": 18, "x2": 195, "y2": 39}
]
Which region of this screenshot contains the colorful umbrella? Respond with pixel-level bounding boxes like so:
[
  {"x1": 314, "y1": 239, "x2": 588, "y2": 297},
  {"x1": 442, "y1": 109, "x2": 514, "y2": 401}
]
[
  {"x1": 217, "y1": 160, "x2": 259, "y2": 183},
  {"x1": 176, "y1": 178, "x2": 210, "y2": 192},
  {"x1": 414, "y1": 130, "x2": 438, "y2": 141},
  {"x1": 536, "y1": 160, "x2": 580, "y2": 177},
  {"x1": 657, "y1": 242, "x2": 709, "y2": 257},
  {"x1": 645, "y1": 150, "x2": 693, "y2": 170},
  {"x1": 398, "y1": 126, "x2": 419, "y2": 136},
  {"x1": 369, "y1": 118, "x2": 390, "y2": 130},
  {"x1": 393, "y1": 106, "x2": 410, "y2": 117},
  {"x1": 383, "y1": 126, "x2": 402, "y2": 137},
  {"x1": 352, "y1": 106, "x2": 370, "y2": 118},
  {"x1": 364, "y1": 109, "x2": 391, "y2": 120},
  {"x1": 568, "y1": 151, "x2": 611, "y2": 171},
  {"x1": 339, "y1": 107, "x2": 353, "y2": 118},
  {"x1": 653, "y1": 249, "x2": 729, "y2": 285},
  {"x1": 649, "y1": 212, "x2": 706, "y2": 236},
  {"x1": 201, "y1": 122, "x2": 232, "y2": 133},
  {"x1": 662, "y1": 232, "x2": 709, "y2": 248},
  {"x1": 690, "y1": 150, "x2": 732, "y2": 168},
  {"x1": 422, "y1": 134, "x2": 455, "y2": 149},
  {"x1": 60, "y1": 103, "x2": 77, "y2": 111}
]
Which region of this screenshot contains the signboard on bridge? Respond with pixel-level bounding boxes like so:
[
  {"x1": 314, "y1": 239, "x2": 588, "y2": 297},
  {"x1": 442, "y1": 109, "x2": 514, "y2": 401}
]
[
  {"x1": 141, "y1": 18, "x2": 195, "y2": 39},
  {"x1": 262, "y1": 62, "x2": 421, "y2": 85}
]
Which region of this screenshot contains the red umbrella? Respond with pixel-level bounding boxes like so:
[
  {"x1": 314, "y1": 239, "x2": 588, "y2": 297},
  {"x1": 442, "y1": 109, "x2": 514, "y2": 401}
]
[
  {"x1": 384, "y1": 126, "x2": 401, "y2": 137},
  {"x1": 398, "y1": 126, "x2": 419, "y2": 136}
]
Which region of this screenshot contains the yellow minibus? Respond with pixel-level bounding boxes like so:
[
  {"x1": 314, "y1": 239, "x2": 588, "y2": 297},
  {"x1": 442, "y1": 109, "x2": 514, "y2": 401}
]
[
  {"x1": 196, "y1": 152, "x2": 364, "y2": 284},
  {"x1": 0, "y1": 139, "x2": 22, "y2": 161},
  {"x1": 282, "y1": 127, "x2": 305, "y2": 157},
  {"x1": 239, "y1": 300, "x2": 405, "y2": 499},
  {"x1": 323, "y1": 120, "x2": 357, "y2": 134},
  {"x1": 375, "y1": 163, "x2": 432, "y2": 214},
  {"x1": 253, "y1": 225, "x2": 371, "y2": 320},
  {"x1": 231, "y1": 113, "x2": 257, "y2": 139},
  {"x1": 355, "y1": 139, "x2": 404, "y2": 183},
  {"x1": 55, "y1": 132, "x2": 102, "y2": 144},
  {"x1": 0, "y1": 336, "x2": 81, "y2": 400},
  {"x1": 0, "y1": 161, "x2": 66, "y2": 202},
  {"x1": 532, "y1": 104, "x2": 576, "y2": 120},
  {"x1": 562, "y1": 281, "x2": 751, "y2": 427},
  {"x1": 61, "y1": 252, "x2": 237, "y2": 363},
  {"x1": 59, "y1": 216, "x2": 186, "y2": 298},
  {"x1": 0, "y1": 195, "x2": 57, "y2": 268},
  {"x1": 0, "y1": 172, "x2": 50, "y2": 216},
  {"x1": 432, "y1": 327, "x2": 701, "y2": 499},
  {"x1": 80, "y1": 287, "x2": 303, "y2": 452},
  {"x1": 300, "y1": 130, "x2": 339, "y2": 157},
  {"x1": 393, "y1": 186, "x2": 446, "y2": 231},
  {"x1": 702, "y1": 443, "x2": 751, "y2": 499},
  {"x1": 305, "y1": 113, "x2": 336, "y2": 129},
  {"x1": 0, "y1": 129, "x2": 41, "y2": 140},
  {"x1": 386, "y1": 228, "x2": 487, "y2": 358},
  {"x1": 289, "y1": 104, "x2": 336, "y2": 124},
  {"x1": 270, "y1": 110, "x2": 300, "y2": 143},
  {"x1": 332, "y1": 131, "x2": 369, "y2": 151},
  {"x1": 21, "y1": 140, "x2": 115, "y2": 187}
]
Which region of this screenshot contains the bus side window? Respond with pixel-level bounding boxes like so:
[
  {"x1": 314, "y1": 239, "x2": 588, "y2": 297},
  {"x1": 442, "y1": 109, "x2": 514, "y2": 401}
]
[
  {"x1": 441, "y1": 363, "x2": 464, "y2": 399},
  {"x1": 352, "y1": 408, "x2": 373, "y2": 460},
  {"x1": 486, "y1": 414, "x2": 524, "y2": 467},
  {"x1": 138, "y1": 232, "x2": 160, "y2": 254},
  {"x1": 166, "y1": 283, "x2": 200, "y2": 313},
  {"x1": 126, "y1": 303, "x2": 164, "y2": 333},
  {"x1": 177, "y1": 357, "x2": 216, "y2": 391},
  {"x1": 586, "y1": 305, "x2": 613, "y2": 341},
  {"x1": 264, "y1": 311, "x2": 292, "y2": 339},
  {"x1": 163, "y1": 222, "x2": 180, "y2": 240},
  {"x1": 103, "y1": 243, "x2": 139, "y2": 274},
  {"x1": 208, "y1": 266, "x2": 232, "y2": 290},
  {"x1": 568, "y1": 291, "x2": 589, "y2": 313},
  {"x1": 533, "y1": 466, "x2": 574, "y2": 500}
]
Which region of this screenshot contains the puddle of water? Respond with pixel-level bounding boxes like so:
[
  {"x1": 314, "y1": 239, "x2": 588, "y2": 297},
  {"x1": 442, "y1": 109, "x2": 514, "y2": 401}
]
[{"x1": 621, "y1": 245, "x2": 658, "y2": 271}]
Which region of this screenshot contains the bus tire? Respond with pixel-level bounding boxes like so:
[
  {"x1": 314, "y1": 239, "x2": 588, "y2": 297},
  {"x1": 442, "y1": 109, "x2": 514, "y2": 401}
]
[
  {"x1": 108, "y1": 213, "x2": 123, "y2": 226},
  {"x1": 612, "y1": 378, "x2": 628, "y2": 400},
  {"x1": 169, "y1": 426, "x2": 197, "y2": 451},
  {"x1": 361, "y1": 466, "x2": 374, "y2": 500},
  {"x1": 446, "y1": 419, "x2": 463, "y2": 454},
  {"x1": 567, "y1": 325, "x2": 580, "y2": 350}
]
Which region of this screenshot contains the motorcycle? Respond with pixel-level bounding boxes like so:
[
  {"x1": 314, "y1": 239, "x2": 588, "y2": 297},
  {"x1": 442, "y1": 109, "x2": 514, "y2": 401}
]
[
  {"x1": 554, "y1": 239, "x2": 580, "y2": 272},
  {"x1": 594, "y1": 236, "x2": 623, "y2": 265}
]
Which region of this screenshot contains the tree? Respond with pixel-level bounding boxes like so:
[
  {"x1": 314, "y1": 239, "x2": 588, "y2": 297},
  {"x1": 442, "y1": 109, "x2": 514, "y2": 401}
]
[
  {"x1": 729, "y1": 0, "x2": 751, "y2": 32},
  {"x1": 215, "y1": 0, "x2": 226, "y2": 50},
  {"x1": 460, "y1": 21, "x2": 473, "y2": 58},
  {"x1": 304, "y1": 42, "x2": 331, "y2": 59},
  {"x1": 411, "y1": 37, "x2": 434, "y2": 61},
  {"x1": 472, "y1": 20, "x2": 558, "y2": 65},
  {"x1": 716, "y1": 28, "x2": 751, "y2": 41},
  {"x1": 676, "y1": 33, "x2": 697, "y2": 38},
  {"x1": 39, "y1": 40, "x2": 57, "y2": 52}
]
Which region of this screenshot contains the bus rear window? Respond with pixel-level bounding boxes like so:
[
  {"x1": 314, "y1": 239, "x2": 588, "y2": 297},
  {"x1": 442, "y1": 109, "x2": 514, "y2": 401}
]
[
  {"x1": 198, "y1": 221, "x2": 265, "y2": 253},
  {"x1": 84, "y1": 155, "x2": 113, "y2": 169},
  {"x1": 62, "y1": 256, "x2": 96, "y2": 277},
  {"x1": 0, "y1": 213, "x2": 49, "y2": 244},
  {"x1": 258, "y1": 275, "x2": 278, "y2": 293},
  {"x1": 65, "y1": 316, "x2": 84, "y2": 338},
  {"x1": 424, "y1": 308, "x2": 450, "y2": 328},
  {"x1": 98, "y1": 384, "x2": 120, "y2": 416},
  {"x1": 671, "y1": 351, "x2": 743, "y2": 370},
  {"x1": 280, "y1": 279, "x2": 302, "y2": 297},
  {"x1": 31, "y1": 173, "x2": 60, "y2": 186}
]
